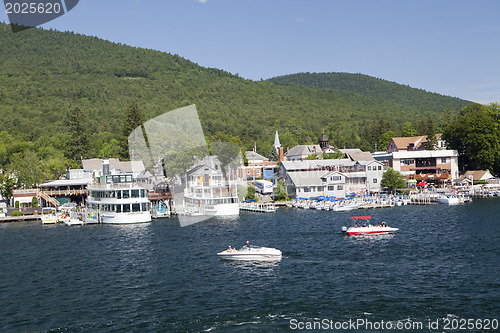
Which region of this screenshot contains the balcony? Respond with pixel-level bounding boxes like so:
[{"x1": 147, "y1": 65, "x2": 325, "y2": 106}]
[{"x1": 409, "y1": 171, "x2": 451, "y2": 181}]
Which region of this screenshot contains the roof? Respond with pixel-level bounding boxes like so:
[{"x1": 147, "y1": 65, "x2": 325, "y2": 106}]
[
  {"x1": 339, "y1": 149, "x2": 363, "y2": 155},
  {"x1": 462, "y1": 170, "x2": 494, "y2": 181},
  {"x1": 390, "y1": 136, "x2": 426, "y2": 150},
  {"x1": 281, "y1": 159, "x2": 355, "y2": 171},
  {"x1": 39, "y1": 179, "x2": 92, "y2": 187},
  {"x1": 286, "y1": 145, "x2": 322, "y2": 157},
  {"x1": 346, "y1": 152, "x2": 374, "y2": 162},
  {"x1": 287, "y1": 171, "x2": 327, "y2": 187},
  {"x1": 245, "y1": 151, "x2": 267, "y2": 161},
  {"x1": 392, "y1": 150, "x2": 458, "y2": 159},
  {"x1": 82, "y1": 158, "x2": 145, "y2": 173}
]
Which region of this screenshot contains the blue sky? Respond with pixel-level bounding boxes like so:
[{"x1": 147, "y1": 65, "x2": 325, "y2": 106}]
[{"x1": 2, "y1": 0, "x2": 499, "y2": 104}]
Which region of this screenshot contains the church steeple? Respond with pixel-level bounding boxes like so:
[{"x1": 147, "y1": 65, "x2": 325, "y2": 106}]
[
  {"x1": 319, "y1": 128, "x2": 329, "y2": 150},
  {"x1": 274, "y1": 130, "x2": 281, "y2": 149}
]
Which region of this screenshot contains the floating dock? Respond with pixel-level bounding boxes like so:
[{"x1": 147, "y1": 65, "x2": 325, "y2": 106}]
[{"x1": 239, "y1": 203, "x2": 277, "y2": 213}]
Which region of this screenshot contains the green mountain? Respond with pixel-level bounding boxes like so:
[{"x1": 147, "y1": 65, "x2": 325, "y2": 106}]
[
  {"x1": 268, "y1": 72, "x2": 469, "y2": 113},
  {"x1": 0, "y1": 22, "x2": 471, "y2": 157}
]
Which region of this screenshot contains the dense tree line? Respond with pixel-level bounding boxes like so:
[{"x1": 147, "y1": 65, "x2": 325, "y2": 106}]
[
  {"x1": 0, "y1": 22, "x2": 483, "y2": 197},
  {"x1": 443, "y1": 103, "x2": 500, "y2": 176}
]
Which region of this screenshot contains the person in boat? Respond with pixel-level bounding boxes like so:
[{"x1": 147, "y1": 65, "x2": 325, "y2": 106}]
[
  {"x1": 245, "y1": 240, "x2": 251, "y2": 249},
  {"x1": 227, "y1": 246, "x2": 235, "y2": 252},
  {"x1": 380, "y1": 221, "x2": 387, "y2": 227}
]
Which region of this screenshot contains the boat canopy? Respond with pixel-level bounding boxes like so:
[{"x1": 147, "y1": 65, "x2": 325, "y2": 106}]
[{"x1": 351, "y1": 216, "x2": 371, "y2": 219}]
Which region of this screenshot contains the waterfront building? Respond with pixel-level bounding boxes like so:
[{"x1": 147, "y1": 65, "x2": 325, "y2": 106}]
[
  {"x1": 279, "y1": 158, "x2": 384, "y2": 198},
  {"x1": 183, "y1": 156, "x2": 239, "y2": 216},
  {"x1": 238, "y1": 150, "x2": 279, "y2": 181},
  {"x1": 390, "y1": 150, "x2": 459, "y2": 183},
  {"x1": 459, "y1": 170, "x2": 498, "y2": 184}
]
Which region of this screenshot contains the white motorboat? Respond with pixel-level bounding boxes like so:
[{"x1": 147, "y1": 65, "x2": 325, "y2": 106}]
[
  {"x1": 64, "y1": 218, "x2": 84, "y2": 226},
  {"x1": 342, "y1": 216, "x2": 398, "y2": 236},
  {"x1": 437, "y1": 195, "x2": 460, "y2": 205},
  {"x1": 41, "y1": 207, "x2": 59, "y2": 224},
  {"x1": 332, "y1": 203, "x2": 359, "y2": 211},
  {"x1": 217, "y1": 245, "x2": 282, "y2": 261}
]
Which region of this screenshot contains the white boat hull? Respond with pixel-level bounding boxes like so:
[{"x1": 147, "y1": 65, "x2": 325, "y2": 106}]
[
  {"x1": 438, "y1": 196, "x2": 460, "y2": 205},
  {"x1": 343, "y1": 226, "x2": 399, "y2": 235},
  {"x1": 333, "y1": 204, "x2": 359, "y2": 211},
  {"x1": 41, "y1": 216, "x2": 58, "y2": 224},
  {"x1": 100, "y1": 212, "x2": 152, "y2": 224},
  {"x1": 205, "y1": 203, "x2": 239, "y2": 216},
  {"x1": 217, "y1": 246, "x2": 282, "y2": 261},
  {"x1": 64, "y1": 219, "x2": 84, "y2": 226}
]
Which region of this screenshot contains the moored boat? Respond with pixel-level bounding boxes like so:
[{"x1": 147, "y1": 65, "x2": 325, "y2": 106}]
[
  {"x1": 437, "y1": 195, "x2": 460, "y2": 205},
  {"x1": 41, "y1": 207, "x2": 59, "y2": 224},
  {"x1": 86, "y1": 173, "x2": 151, "y2": 224}
]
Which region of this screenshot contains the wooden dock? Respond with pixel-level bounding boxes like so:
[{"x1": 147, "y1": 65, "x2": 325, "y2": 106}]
[{"x1": 0, "y1": 215, "x2": 41, "y2": 223}]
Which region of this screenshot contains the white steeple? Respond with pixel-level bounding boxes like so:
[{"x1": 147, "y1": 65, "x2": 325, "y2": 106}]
[{"x1": 274, "y1": 130, "x2": 281, "y2": 149}]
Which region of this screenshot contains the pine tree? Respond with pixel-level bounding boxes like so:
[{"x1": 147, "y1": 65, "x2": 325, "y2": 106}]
[
  {"x1": 119, "y1": 102, "x2": 146, "y2": 160},
  {"x1": 269, "y1": 146, "x2": 279, "y2": 162},
  {"x1": 67, "y1": 108, "x2": 90, "y2": 162}
]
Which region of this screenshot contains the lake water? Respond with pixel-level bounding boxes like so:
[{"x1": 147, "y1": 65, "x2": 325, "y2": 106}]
[{"x1": 0, "y1": 198, "x2": 499, "y2": 332}]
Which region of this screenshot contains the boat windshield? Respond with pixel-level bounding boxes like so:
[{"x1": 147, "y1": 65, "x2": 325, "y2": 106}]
[{"x1": 238, "y1": 245, "x2": 261, "y2": 251}]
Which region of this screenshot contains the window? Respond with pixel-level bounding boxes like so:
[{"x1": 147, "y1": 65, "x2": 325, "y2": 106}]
[
  {"x1": 337, "y1": 185, "x2": 343, "y2": 190},
  {"x1": 116, "y1": 205, "x2": 122, "y2": 213},
  {"x1": 317, "y1": 186, "x2": 324, "y2": 192},
  {"x1": 331, "y1": 176, "x2": 340, "y2": 181},
  {"x1": 132, "y1": 204, "x2": 141, "y2": 212},
  {"x1": 367, "y1": 166, "x2": 371, "y2": 171},
  {"x1": 141, "y1": 203, "x2": 148, "y2": 212},
  {"x1": 304, "y1": 187, "x2": 310, "y2": 192},
  {"x1": 378, "y1": 166, "x2": 382, "y2": 170},
  {"x1": 131, "y1": 190, "x2": 139, "y2": 198},
  {"x1": 373, "y1": 179, "x2": 377, "y2": 183},
  {"x1": 328, "y1": 185, "x2": 335, "y2": 191},
  {"x1": 123, "y1": 204, "x2": 130, "y2": 213},
  {"x1": 122, "y1": 190, "x2": 130, "y2": 199},
  {"x1": 116, "y1": 190, "x2": 121, "y2": 199}
]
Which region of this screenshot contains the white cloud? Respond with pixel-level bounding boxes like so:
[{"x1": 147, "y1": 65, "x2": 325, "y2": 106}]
[
  {"x1": 197, "y1": 0, "x2": 208, "y2": 4},
  {"x1": 294, "y1": 16, "x2": 305, "y2": 23}
]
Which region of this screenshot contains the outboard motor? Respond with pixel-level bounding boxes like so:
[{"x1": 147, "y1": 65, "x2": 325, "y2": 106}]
[{"x1": 341, "y1": 226, "x2": 348, "y2": 234}]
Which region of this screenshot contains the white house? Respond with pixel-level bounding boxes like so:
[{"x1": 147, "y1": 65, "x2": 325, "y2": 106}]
[{"x1": 279, "y1": 158, "x2": 384, "y2": 198}]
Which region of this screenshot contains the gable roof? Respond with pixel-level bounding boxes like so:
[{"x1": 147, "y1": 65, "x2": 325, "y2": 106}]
[
  {"x1": 389, "y1": 136, "x2": 426, "y2": 150},
  {"x1": 462, "y1": 170, "x2": 494, "y2": 181},
  {"x1": 245, "y1": 151, "x2": 267, "y2": 161},
  {"x1": 286, "y1": 145, "x2": 322, "y2": 157},
  {"x1": 346, "y1": 152, "x2": 374, "y2": 162}
]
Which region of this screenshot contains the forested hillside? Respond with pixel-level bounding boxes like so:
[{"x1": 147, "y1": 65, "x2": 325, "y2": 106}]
[
  {"x1": 0, "y1": 22, "x2": 473, "y2": 189},
  {"x1": 268, "y1": 72, "x2": 469, "y2": 113}
]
